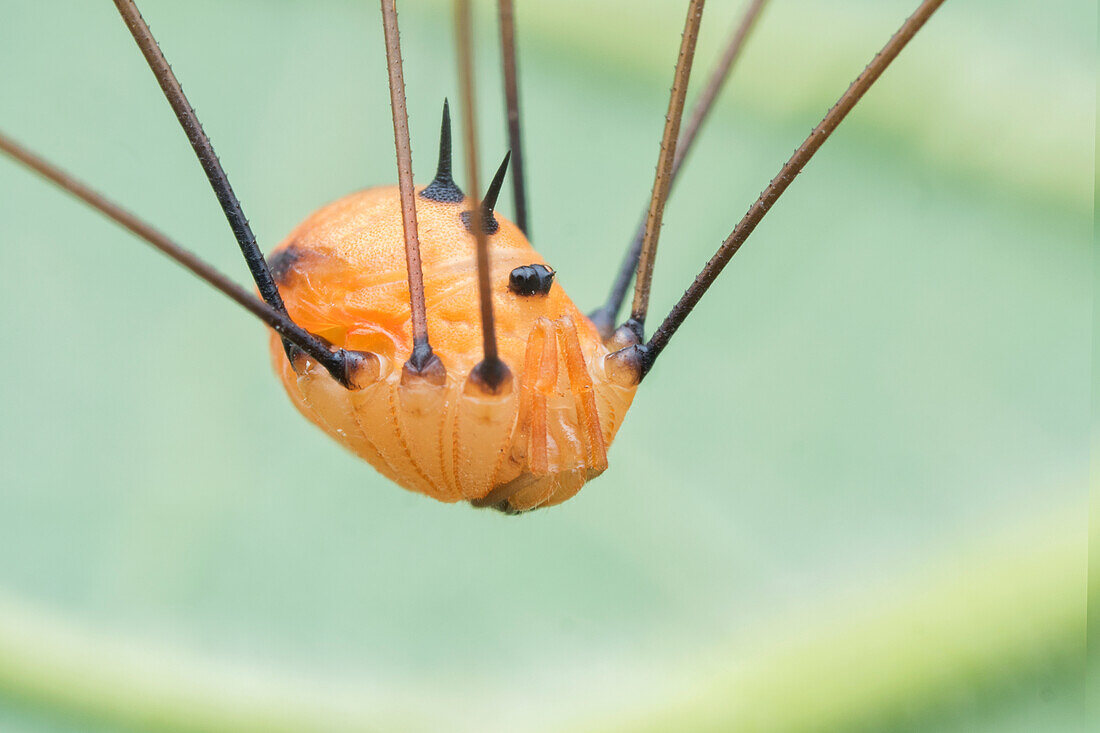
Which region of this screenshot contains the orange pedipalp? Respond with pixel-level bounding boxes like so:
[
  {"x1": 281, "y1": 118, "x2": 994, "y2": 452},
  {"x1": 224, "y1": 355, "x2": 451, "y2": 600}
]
[
  {"x1": 523, "y1": 318, "x2": 557, "y2": 477},
  {"x1": 557, "y1": 317, "x2": 609, "y2": 474}
]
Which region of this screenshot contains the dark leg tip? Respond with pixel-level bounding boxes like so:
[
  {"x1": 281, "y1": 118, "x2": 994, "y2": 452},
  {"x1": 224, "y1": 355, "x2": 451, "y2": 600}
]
[
  {"x1": 341, "y1": 349, "x2": 383, "y2": 390},
  {"x1": 604, "y1": 342, "x2": 647, "y2": 387},
  {"x1": 466, "y1": 357, "x2": 513, "y2": 396},
  {"x1": 402, "y1": 342, "x2": 447, "y2": 386}
]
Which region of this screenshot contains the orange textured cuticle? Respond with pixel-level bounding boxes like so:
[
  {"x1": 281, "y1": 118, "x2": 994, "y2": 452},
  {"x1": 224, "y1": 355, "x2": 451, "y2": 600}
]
[{"x1": 268, "y1": 185, "x2": 637, "y2": 511}]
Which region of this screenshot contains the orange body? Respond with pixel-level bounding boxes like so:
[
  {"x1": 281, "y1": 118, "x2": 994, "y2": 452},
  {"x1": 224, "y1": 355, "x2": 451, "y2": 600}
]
[{"x1": 268, "y1": 186, "x2": 637, "y2": 511}]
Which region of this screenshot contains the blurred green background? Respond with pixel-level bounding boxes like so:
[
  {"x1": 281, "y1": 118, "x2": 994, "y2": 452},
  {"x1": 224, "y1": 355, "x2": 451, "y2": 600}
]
[{"x1": 0, "y1": 1, "x2": 1092, "y2": 731}]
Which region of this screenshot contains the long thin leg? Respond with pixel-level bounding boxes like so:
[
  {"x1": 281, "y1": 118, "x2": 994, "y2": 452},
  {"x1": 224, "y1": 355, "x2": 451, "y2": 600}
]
[
  {"x1": 111, "y1": 0, "x2": 287, "y2": 317},
  {"x1": 590, "y1": 0, "x2": 769, "y2": 338},
  {"x1": 497, "y1": 0, "x2": 529, "y2": 237},
  {"x1": 622, "y1": 0, "x2": 706, "y2": 342},
  {"x1": 455, "y1": 0, "x2": 511, "y2": 393},
  {"x1": 0, "y1": 133, "x2": 369, "y2": 388},
  {"x1": 639, "y1": 0, "x2": 948, "y2": 375},
  {"x1": 380, "y1": 0, "x2": 444, "y2": 381}
]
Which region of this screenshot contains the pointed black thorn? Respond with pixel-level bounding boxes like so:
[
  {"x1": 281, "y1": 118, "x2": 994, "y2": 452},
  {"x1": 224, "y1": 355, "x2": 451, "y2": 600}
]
[
  {"x1": 483, "y1": 151, "x2": 510, "y2": 214},
  {"x1": 461, "y1": 151, "x2": 510, "y2": 236},
  {"x1": 420, "y1": 98, "x2": 465, "y2": 203}
]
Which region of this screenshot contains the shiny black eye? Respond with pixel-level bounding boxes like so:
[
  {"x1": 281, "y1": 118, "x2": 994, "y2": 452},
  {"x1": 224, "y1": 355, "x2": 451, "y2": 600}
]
[{"x1": 508, "y1": 264, "x2": 554, "y2": 296}]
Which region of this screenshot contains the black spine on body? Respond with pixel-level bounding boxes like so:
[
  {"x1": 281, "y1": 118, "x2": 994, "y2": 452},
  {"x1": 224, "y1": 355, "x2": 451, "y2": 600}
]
[
  {"x1": 420, "y1": 99, "x2": 465, "y2": 203},
  {"x1": 461, "y1": 151, "x2": 510, "y2": 236}
]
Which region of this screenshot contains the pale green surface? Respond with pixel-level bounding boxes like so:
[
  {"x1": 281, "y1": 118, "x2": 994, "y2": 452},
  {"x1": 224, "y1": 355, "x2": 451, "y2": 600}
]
[
  {"x1": 0, "y1": 1, "x2": 1092, "y2": 732},
  {"x1": 1086, "y1": 24, "x2": 1099, "y2": 728}
]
